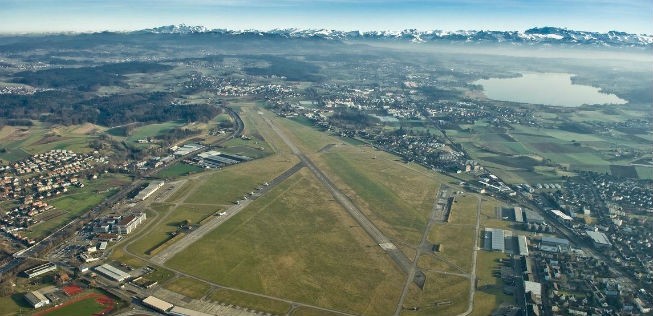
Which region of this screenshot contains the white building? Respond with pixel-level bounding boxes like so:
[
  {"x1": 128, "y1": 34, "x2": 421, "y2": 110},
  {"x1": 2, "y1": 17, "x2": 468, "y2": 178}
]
[
  {"x1": 113, "y1": 212, "x2": 146, "y2": 234},
  {"x1": 22, "y1": 263, "x2": 56, "y2": 279},
  {"x1": 94, "y1": 263, "x2": 131, "y2": 282},
  {"x1": 142, "y1": 296, "x2": 174, "y2": 313},
  {"x1": 134, "y1": 181, "x2": 165, "y2": 201},
  {"x1": 24, "y1": 291, "x2": 50, "y2": 308}
]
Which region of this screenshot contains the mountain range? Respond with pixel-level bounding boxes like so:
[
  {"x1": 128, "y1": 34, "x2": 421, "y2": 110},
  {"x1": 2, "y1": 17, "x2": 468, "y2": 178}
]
[{"x1": 137, "y1": 24, "x2": 653, "y2": 48}]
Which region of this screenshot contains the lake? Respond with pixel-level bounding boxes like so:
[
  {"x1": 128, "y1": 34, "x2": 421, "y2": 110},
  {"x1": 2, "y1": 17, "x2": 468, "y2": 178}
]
[{"x1": 474, "y1": 73, "x2": 627, "y2": 107}]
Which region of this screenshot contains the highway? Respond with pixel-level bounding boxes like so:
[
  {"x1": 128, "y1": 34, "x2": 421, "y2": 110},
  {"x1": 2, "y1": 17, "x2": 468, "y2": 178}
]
[
  {"x1": 150, "y1": 161, "x2": 305, "y2": 265},
  {"x1": 260, "y1": 114, "x2": 420, "y2": 283}
]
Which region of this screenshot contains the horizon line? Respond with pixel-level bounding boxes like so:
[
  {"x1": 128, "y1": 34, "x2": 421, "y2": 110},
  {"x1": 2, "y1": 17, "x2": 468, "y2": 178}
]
[{"x1": 0, "y1": 24, "x2": 651, "y2": 36}]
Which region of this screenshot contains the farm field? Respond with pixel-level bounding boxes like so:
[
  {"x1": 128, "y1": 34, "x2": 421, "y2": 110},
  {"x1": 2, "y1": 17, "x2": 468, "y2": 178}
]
[
  {"x1": 451, "y1": 117, "x2": 652, "y2": 183},
  {"x1": 167, "y1": 169, "x2": 405, "y2": 315},
  {"x1": 0, "y1": 122, "x2": 99, "y2": 162}
]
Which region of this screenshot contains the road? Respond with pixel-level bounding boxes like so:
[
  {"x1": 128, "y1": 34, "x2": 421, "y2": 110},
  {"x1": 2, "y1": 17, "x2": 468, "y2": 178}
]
[
  {"x1": 393, "y1": 185, "x2": 457, "y2": 315},
  {"x1": 150, "y1": 161, "x2": 305, "y2": 265},
  {"x1": 260, "y1": 114, "x2": 419, "y2": 283},
  {"x1": 457, "y1": 194, "x2": 482, "y2": 316},
  {"x1": 7, "y1": 106, "x2": 244, "y2": 264}
]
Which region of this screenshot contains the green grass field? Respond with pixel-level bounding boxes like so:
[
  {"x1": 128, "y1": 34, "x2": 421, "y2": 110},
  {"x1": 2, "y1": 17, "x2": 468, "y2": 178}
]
[
  {"x1": 636, "y1": 166, "x2": 653, "y2": 180},
  {"x1": 210, "y1": 288, "x2": 292, "y2": 315},
  {"x1": 167, "y1": 169, "x2": 405, "y2": 315},
  {"x1": 401, "y1": 272, "x2": 470, "y2": 316},
  {"x1": 291, "y1": 307, "x2": 341, "y2": 316},
  {"x1": 163, "y1": 277, "x2": 211, "y2": 299},
  {"x1": 470, "y1": 251, "x2": 514, "y2": 316},
  {"x1": 125, "y1": 121, "x2": 184, "y2": 142},
  {"x1": 41, "y1": 298, "x2": 106, "y2": 316},
  {"x1": 127, "y1": 203, "x2": 218, "y2": 256},
  {"x1": 424, "y1": 224, "x2": 476, "y2": 273},
  {"x1": 319, "y1": 150, "x2": 436, "y2": 245},
  {"x1": 0, "y1": 294, "x2": 32, "y2": 316},
  {"x1": 450, "y1": 118, "x2": 647, "y2": 182},
  {"x1": 181, "y1": 156, "x2": 297, "y2": 205},
  {"x1": 449, "y1": 194, "x2": 480, "y2": 226},
  {"x1": 155, "y1": 162, "x2": 204, "y2": 179},
  {"x1": 273, "y1": 112, "x2": 338, "y2": 153},
  {"x1": 0, "y1": 122, "x2": 97, "y2": 162}
]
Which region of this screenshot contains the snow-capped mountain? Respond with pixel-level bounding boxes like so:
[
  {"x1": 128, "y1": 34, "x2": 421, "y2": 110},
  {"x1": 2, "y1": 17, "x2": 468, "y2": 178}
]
[
  {"x1": 136, "y1": 25, "x2": 653, "y2": 48},
  {"x1": 142, "y1": 24, "x2": 209, "y2": 34}
]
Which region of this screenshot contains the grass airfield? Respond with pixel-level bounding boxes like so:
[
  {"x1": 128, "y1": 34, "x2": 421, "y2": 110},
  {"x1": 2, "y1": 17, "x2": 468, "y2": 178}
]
[{"x1": 113, "y1": 104, "x2": 502, "y2": 315}]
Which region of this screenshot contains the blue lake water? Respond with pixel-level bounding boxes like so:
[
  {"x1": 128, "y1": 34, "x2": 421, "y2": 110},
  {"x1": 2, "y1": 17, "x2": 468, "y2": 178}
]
[{"x1": 474, "y1": 73, "x2": 627, "y2": 107}]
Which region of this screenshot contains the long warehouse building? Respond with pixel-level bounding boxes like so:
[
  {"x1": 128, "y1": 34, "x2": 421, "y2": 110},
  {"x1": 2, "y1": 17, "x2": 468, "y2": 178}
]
[
  {"x1": 518, "y1": 235, "x2": 529, "y2": 256},
  {"x1": 94, "y1": 263, "x2": 131, "y2": 282}
]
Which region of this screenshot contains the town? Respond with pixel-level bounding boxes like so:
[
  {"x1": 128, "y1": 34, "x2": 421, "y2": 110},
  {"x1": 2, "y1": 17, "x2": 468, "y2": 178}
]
[{"x1": 0, "y1": 27, "x2": 650, "y2": 316}]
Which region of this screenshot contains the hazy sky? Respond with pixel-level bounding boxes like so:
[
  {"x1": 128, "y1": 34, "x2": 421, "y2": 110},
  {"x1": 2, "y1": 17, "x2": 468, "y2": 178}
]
[{"x1": 1, "y1": 0, "x2": 651, "y2": 34}]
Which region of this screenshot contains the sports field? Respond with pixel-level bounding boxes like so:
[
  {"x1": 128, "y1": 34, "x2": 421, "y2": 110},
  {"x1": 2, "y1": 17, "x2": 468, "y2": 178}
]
[{"x1": 34, "y1": 292, "x2": 115, "y2": 316}]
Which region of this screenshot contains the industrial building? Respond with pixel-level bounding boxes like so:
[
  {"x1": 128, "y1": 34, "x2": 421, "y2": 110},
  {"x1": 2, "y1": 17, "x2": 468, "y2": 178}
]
[
  {"x1": 540, "y1": 236, "x2": 570, "y2": 252},
  {"x1": 523, "y1": 209, "x2": 545, "y2": 224},
  {"x1": 586, "y1": 230, "x2": 612, "y2": 248},
  {"x1": 485, "y1": 228, "x2": 506, "y2": 252},
  {"x1": 142, "y1": 296, "x2": 174, "y2": 313},
  {"x1": 172, "y1": 143, "x2": 204, "y2": 156},
  {"x1": 22, "y1": 262, "x2": 57, "y2": 279},
  {"x1": 514, "y1": 207, "x2": 524, "y2": 223},
  {"x1": 24, "y1": 290, "x2": 50, "y2": 308},
  {"x1": 134, "y1": 181, "x2": 165, "y2": 201},
  {"x1": 195, "y1": 150, "x2": 253, "y2": 168},
  {"x1": 517, "y1": 235, "x2": 529, "y2": 256},
  {"x1": 218, "y1": 152, "x2": 252, "y2": 162},
  {"x1": 94, "y1": 263, "x2": 131, "y2": 282},
  {"x1": 524, "y1": 280, "x2": 542, "y2": 296},
  {"x1": 202, "y1": 154, "x2": 239, "y2": 165},
  {"x1": 113, "y1": 212, "x2": 146, "y2": 234},
  {"x1": 550, "y1": 209, "x2": 573, "y2": 221},
  {"x1": 169, "y1": 306, "x2": 214, "y2": 316}
]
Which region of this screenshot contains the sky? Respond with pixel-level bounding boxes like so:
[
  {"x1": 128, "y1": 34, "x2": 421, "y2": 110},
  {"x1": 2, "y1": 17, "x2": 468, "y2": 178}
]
[{"x1": 0, "y1": 0, "x2": 651, "y2": 34}]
